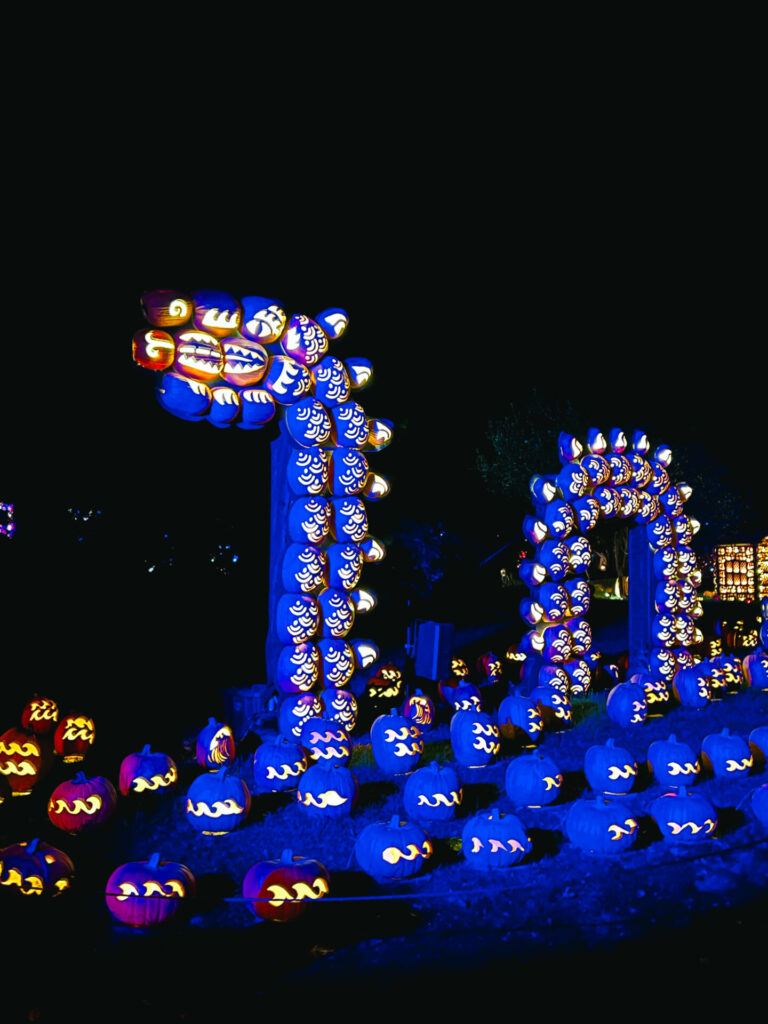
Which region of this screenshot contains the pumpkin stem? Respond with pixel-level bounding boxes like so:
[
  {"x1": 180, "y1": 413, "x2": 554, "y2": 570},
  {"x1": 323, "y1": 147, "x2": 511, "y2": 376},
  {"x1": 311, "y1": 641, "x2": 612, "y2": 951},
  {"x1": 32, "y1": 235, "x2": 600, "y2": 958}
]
[
  {"x1": 75, "y1": 771, "x2": 88, "y2": 785},
  {"x1": 28, "y1": 838, "x2": 40, "y2": 854},
  {"x1": 148, "y1": 852, "x2": 162, "y2": 868},
  {"x1": 280, "y1": 849, "x2": 294, "y2": 863},
  {"x1": 390, "y1": 814, "x2": 401, "y2": 827},
  {"x1": 141, "y1": 744, "x2": 152, "y2": 754}
]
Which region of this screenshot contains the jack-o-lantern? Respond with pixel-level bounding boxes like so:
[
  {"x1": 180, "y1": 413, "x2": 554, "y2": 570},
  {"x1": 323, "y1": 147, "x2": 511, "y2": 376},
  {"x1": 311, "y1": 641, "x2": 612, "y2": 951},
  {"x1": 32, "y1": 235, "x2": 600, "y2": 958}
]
[
  {"x1": 0, "y1": 725, "x2": 52, "y2": 794},
  {"x1": 276, "y1": 642, "x2": 320, "y2": 694},
  {"x1": 288, "y1": 496, "x2": 331, "y2": 546},
  {"x1": 105, "y1": 853, "x2": 195, "y2": 927},
  {"x1": 439, "y1": 679, "x2": 482, "y2": 712},
  {"x1": 505, "y1": 750, "x2": 563, "y2": 807},
  {"x1": 748, "y1": 725, "x2": 768, "y2": 768},
  {"x1": 318, "y1": 638, "x2": 356, "y2": 689},
  {"x1": 280, "y1": 313, "x2": 329, "y2": 367},
  {"x1": 497, "y1": 687, "x2": 543, "y2": 746},
  {"x1": 317, "y1": 587, "x2": 355, "y2": 638},
  {"x1": 743, "y1": 651, "x2": 768, "y2": 690},
  {"x1": 21, "y1": 696, "x2": 59, "y2": 735},
  {"x1": 296, "y1": 762, "x2": 358, "y2": 817},
  {"x1": 330, "y1": 401, "x2": 369, "y2": 448},
  {"x1": 286, "y1": 448, "x2": 330, "y2": 496},
  {"x1": 285, "y1": 397, "x2": 333, "y2": 448},
  {"x1": 534, "y1": 583, "x2": 570, "y2": 622},
  {"x1": 141, "y1": 289, "x2": 192, "y2": 328},
  {"x1": 195, "y1": 718, "x2": 235, "y2": 770},
  {"x1": 53, "y1": 714, "x2": 95, "y2": 763},
  {"x1": 263, "y1": 354, "x2": 313, "y2": 406},
  {"x1": 672, "y1": 666, "x2": 711, "y2": 710},
  {"x1": 564, "y1": 578, "x2": 591, "y2": 617},
  {"x1": 606, "y1": 681, "x2": 648, "y2": 727},
  {"x1": 299, "y1": 717, "x2": 351, "y2": 766},
  {"x1": 355, "y1": 816, "x2": 432, "y2": 881},
  {"x1": 450, "y1": 709, "x2": 500, "y2": 767},
  {"x1": 312, "y1": 355, "x2": 351, "y2": 408},
  {"x1": 252, "y1": 735, "x2": 307, "y2": 793},
  {"x1": 581, "y1": 452, "x2": 611, "y2": 486},
  {"x1": 565, "y1": 796, "x2": 638, "y2": 854},
  {"x1": 651, "y1": 787, "x2": 717, "y2": 842},
  {"x1": 564, "y1": 657, "x2": 592, "y2": 697},
  {"x1": 584, "y1": 738, "x2": 637, "y2": 795},
  {"x1": 555, "y1": 464, "x2": 588, "y2": 502},
  {"x1": 0, "y1": 838, "x2": 74, "y2": 896},
  {"x1": 278, "y1": 693, "x2": 324, "y2": 740},
  {"x1": 370, "y1": 710, "x2": 423, "y2": 774},
  {"x1": 276, "y1": 593, "x2": 320, "y2": 645},
  {"x1": 639, "y1": 676, "x2": 670, "y2": 716},
  {"x1": 173, "y1": 329, "x2": 223, "y2": 381},
  {"x1": 220, "y1": 336, "x2": 268, "y2": 386},
  {"x1": 48, "y1": 772, "x2": 117, "y2": 833},
  {"x1": 529, "y1": 685, "x2": 572, "y2": 730},
  {"x1": 403, "y1": 762, "x2": 462, "y2": 821},
  {"x1": 185, "y1": 766, "x2": 251, "y2": 835},
  {"x1": 242, "y1": 849, "x2": 330, "y2": 923},
  {"x1": 281, "y1": 544, "x2": 328, "y2": 596},
  {"x1": 240, "y1": 296, "x2": 286, "y2": 344},
  {"x1": 320, "y1": 687, "x2": 358, "y2": 734},
  {"x1": 708, "y1": 653, "x2": 745, "y2": 696},
  {"x1": 461, "y1": 807, "x2": 531, "y2": 869},
  {"x1": 647, "y1": 734, "x2": 700, "y2": 787},
  {"x1": 119, "y1": 745, "x2": 178, "y2": 796},
  {"x1": 401, "y1": 689, "x2": 435, "y2": 731},
  {"x1": 477, "y1": 651, "x2": 503, "y2": 684},
  {"x1": 650, "y1": 646, "x2": 677, "y2": 682},
  {"x1": 701, "y1": 728, "x2": 753, "y2": 778}
]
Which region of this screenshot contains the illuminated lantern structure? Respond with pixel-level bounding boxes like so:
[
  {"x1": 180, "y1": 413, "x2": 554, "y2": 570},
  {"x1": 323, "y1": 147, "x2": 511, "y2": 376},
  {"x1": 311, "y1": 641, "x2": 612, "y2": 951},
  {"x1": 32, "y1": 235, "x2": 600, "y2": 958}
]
[
  {"x1": 133, "y1": 292, "x2": 391, "y2": 714},
  {"x1": 53, "y1": 714, "x2": 95, "y2": 763},
  {"x1": 715, "y1": 543, "x2": 755, "y2": 602},
  {"x1": 105, "y1": 853, "x2": 195, "y2": 927},
  {"x1": 461, "y1": 807, "x2": 532, "y2": 869},
  {"x1": 0, "y1": 838, "x2": 74, "y2": 896},
  {"x1": 520, "y1": 429, "x2": 703, "y2": 692},
  {"x1": 119, "y1": 745, "x2": 178, "y2": 796},
  {"x1": 242, "y1": 849, "x2": 330, "y2": 923},
  {"x1": 354, "y1": 816, "x2": 432, "y2": 881},
  {"x1": 0, "y1": 726, "x2": 52, "y2": 795},
  {"x1": 185, "y1": 766, "x2": 251, "y2": 835},
  {"x1": 47, "y1": 772, "x2": 117, "y2": 833}
]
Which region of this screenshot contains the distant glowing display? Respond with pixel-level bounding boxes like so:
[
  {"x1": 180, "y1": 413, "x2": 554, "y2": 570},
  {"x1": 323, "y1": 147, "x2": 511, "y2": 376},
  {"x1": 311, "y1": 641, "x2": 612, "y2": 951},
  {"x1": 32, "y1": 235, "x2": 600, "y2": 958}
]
[
  {"x1": 716, "y1": 543, "x2": 755, "y2": 602},
  {"x1": 0, "y1": 502, "x2": 14, "y2": 538},
  {"x1": 756, "y1": 538, "x2": 768, "y2": 602}
]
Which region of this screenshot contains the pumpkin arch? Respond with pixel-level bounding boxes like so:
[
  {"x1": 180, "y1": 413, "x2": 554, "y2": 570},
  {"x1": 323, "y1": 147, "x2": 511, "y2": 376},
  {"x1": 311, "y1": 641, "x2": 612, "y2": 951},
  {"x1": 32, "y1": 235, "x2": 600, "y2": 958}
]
[{"x1": 519, "y1": 429, "x2": 703, "y2": 690}]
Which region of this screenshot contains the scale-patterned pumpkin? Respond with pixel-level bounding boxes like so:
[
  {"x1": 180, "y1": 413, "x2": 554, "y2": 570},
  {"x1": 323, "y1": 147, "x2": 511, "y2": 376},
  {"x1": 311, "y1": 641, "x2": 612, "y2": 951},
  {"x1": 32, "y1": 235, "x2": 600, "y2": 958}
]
[
  {"x1": 700, "y1": 728, "x2": 753, "y2": 778},
  {"x1": 583, "y1": 738, "x2": 637, "y2": 795},
  {"x1": 47, "y1": 772, "x2": 117, "y2": 834},
  {"x1": 319, "y1": 687, "x2": 358, "y2": 734},
  {"x1": 650, "y1": 786, "x2": 717, "y2": 842},
  {"x1": 195, "y1": 717, "x2": 235, "y2": 770},
  {"x1": 450, "y1": 709, "x2": 500, "y2": 767},
  {"x1": 505, "y1": 750, "x2": 563, "y2": 807},
  {"x1": 647, "y1": 734, "x2": 700, "y2": 787},
  {"x1": 370, "y1": 710, "x2": 423, "y2": 774},
  {"x1": 403, "y1": 762, "x2": 462, "y2": 821},
  {"x1": 0, "y1": 838, "x2": 74, "y2": 896},
  {"x1": 355, "y1": 816, "x2": 432, "y2": 881},
  {"x1": 461, "y1": 807, "x2": 531, "y2": 869},
  {"x1": 296, "y1": 762, "x2": 358, "y2": 817},
  {"x1": 565, "y1": 796, "x2": 638, "y2": 854},
  {"x1": 743, "y1": 651, "x2": 768, "y2": 690},
  {"x1": 119, "y1": 745, "x2": 178, "y2": 796},
  {"x1": 185, "y1": 766, "x2": 251, "y2": 835},
  {"x1": 242, "y1": 849, "x2": 330, "y2": 923},
  {"x1": 105, "y1": 852, "x2": 195, "y2": 926},
  {"x1": 252, "y1": 735, "x2": 308, "y2": 793}
]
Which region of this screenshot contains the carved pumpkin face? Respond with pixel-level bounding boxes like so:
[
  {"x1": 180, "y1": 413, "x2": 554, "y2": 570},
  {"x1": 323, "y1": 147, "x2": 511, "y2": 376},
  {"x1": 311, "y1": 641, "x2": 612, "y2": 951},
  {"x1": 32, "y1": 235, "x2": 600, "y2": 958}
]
[
  {"x1": 370, "y1": 710, "x2": 423, "y2": 774},
  {"x1": 461, "y1": 808, "x2": 531, "y2": 869},
  {"x1": 0, "y1": 726, "x2": 51, "y2": 794},
  {"x1": 48, "y1": 772, "x2": 117, "y2": 833},
  {"x1": 195, "y1": 718, "x2": 235, "y2": 770},
  {"x1": 221, "y1": 336, "x2": 268, "y2": 386},
  {"x1": 105, "y1": 853, "x2": 195, "y2": 926},
  {"x1": 119, "y1": 745, "x2": 178, "y2": 796},
  {"x1": 21, "y1": 696, "x2": 59, "y2": 735},
  {"x1": 242, "y1": 849, "x2": 330, "y2": 923},
  {"x1": 355, "y1": 816, "x2": 433, "y2": 881},
  {"x1": 185, "y1": 766, "x2": 251, "y2": 835},
  {"x1": 53, "y1": 715, "x2": 95, "y2": 763},
  {"x1": 0, "y1": 838, "x2": 74, "y2": 896}
]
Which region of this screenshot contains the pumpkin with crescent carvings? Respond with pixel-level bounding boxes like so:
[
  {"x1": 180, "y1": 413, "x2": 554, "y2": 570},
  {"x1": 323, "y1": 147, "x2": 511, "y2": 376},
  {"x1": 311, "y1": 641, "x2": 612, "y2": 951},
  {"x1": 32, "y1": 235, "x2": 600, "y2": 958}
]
[
  {"x1": 47, "y1": 772, "x2": 117, "y2": 834},
  {"x1": 243, "y1": 849, "x2": 330, "y2": 923},
  {"x1": 461, "y1": 807, "x2": 531, "y2": 869},
  {"x1": 403, "y1": 762, "x2": 462, "y2": 821},
  {"x1": 105, "y1": 852, "x2": 195, "y2": 927},
  {"x1": 355, "y1": 816, "x2": 432, "y2": 881}
]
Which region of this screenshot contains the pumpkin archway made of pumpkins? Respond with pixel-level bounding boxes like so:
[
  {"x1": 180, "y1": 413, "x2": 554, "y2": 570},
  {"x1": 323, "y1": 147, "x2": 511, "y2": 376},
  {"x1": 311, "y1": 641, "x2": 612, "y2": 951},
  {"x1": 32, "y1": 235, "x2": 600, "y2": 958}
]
[{"x1": 519, "y1": 429, "x2": 703, "y2": 694}]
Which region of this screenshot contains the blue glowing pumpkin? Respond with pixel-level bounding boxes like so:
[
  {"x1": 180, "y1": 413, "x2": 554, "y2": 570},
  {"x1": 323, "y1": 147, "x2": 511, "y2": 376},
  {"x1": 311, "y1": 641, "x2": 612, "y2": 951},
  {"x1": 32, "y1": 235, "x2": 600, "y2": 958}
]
[
  {"x1": 583, "y1": 738, "x2": 637, "y2": 795},
  {"x1": 565, "y1": 796, "x2": 638, "y2": 854},
  {"x1": 296, "y1": 762, "x2": 358, "y2": 817},
  {"x1": 497, "y1": 687, "x2": 543, "y2": 745},
  {"x1": 370, "y1": 710, "x2": 423, "y2": 774},
  {"x1": 252, "y1": 735, "x2": 307, "y2": 793},
  {"x1": 355, "y1": 816, "x2": 432, "y2": 881},
  {"x1": 700, "y1": 728, "x2": 753, "y2": 778},
  {"x1": 606, "y1": 682, "x2": 648, "y2": 727},
  {"x1": 650, "y1": 787, "x2": 717, "y2": 842},
  {"x1": 647, "y1": 734, "x2": 700, "y2": 787},
  {"x1": 450, "y1": 709, "x2": 500, "y2": 767},
  {"x1": 505, "y1": 750, "x2": 563, "y2": 807},
  {"x1": 185, "y1": 766, "x2": 251, "y2": 835},
  {"x1": 461, "y1": 807, "x2": 531, "y2": 869},
  {"x1": 403, "y1": 762, "x2": 462, "y2": 821}
]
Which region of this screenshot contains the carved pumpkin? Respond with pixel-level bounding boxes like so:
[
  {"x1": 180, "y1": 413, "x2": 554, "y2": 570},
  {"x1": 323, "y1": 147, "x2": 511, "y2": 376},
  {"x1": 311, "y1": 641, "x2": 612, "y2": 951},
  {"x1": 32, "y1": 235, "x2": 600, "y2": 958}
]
[
  {"x1": 195, "y1": 718, "x2": 235, "y2": 770},
  {"x1": 438, "y1": 679, "x2": 482, "y2": 712},
  {"x1": 748, "y1": 725, "x2": 768, "y2": 769},
  {"x1": 671, "y1": 666, "x2": 711, "y2": 710},
  {"x1": 370, "y1": 710, "x2": 423, "y2": 775},
  {"x1": 497, "y1": 686, "x2": 543, "y2": 745},
  {"x1": 529, "y1": 685, "x2": 573, "y2": 730},
  {"x1": 461, "y1": 807, "x2": 531, "y2": 869},
  {"x1": 296, "y1": 762, "x2": 358, "y2": 817},
  {"x1": 0, "y1": 725, "x2": 52, "y2": 794},
  {"x1": 584, "y1": 738, "x2": 637, "y2": 795},
  {"x1": 743, "y1": 651, "x2": 768, "y2": 690},
  {"x1": 401, "y1": 690, "x2": 435, "y2": 732},
  {"x1": 299, "y1": 717, "x2": 351, "y2": 767},
  {"x1": 450, "y1": 709, "x2": 500, "y2": 767},
  {"x1": 505, "y1": 750, "x2": 563, "y2": 807},
  {"x1": 320, "y1": 687, "x2": 358, "y2": 734},
  {"x1": 278, "y1": 693, "x2": 324, "y2": 740},
  {"x1": 751, "y1": 784, "x2": 768, "y2": 826},
  {"x1": 119, "y1": 745, "x2": 178, "y2": 796},
  {"x1": 565, "y1": 796, "x2": 638, "y2": 854},
  {"x1": 21, "y1": 696, "x2": 59, "y2": 735},
  {"x1": 606, "y1": 681, "x2": 648, "y2": 727},
  {"x1": 700, "y1": 728, "x2": 753, "y2": 778},
  {"x1": 242, "y1": 849, "x2": 330, "y2": 923},
  {"x1": 185, "y1": 766, "x2": 251, "y2": 835},
  {"x1": 252, "y1": 735, "x2": 307, "y2": 793},
  {"x1": 276, "y1": 642, "x2": 320, "y2": 694},
  {"x1": 105, "y1": 852, "x2": 195, "y2": 927},
  {"x1": 288, "y1": 496, "x2": 331, "y2": 545},
  {"x1": 0, "y1": 838, "x2": 74, "y2": 896},
  {"x1": 355, "y1": 816, "x2": 432, "y2": 881},
  {"x1": 639, "y1": 675, "x2": 671, "y2": 716},
  {"x1": 647, "y1": 734, "x2": 700, "y2": 787},
  {"x1": 650, "y1": 786, "x2": 717, "y2": 842},
  {"x1": 47, "y1": 772, "x2": 117, "y2": 833},
  {"x1": 403, "y1": 762, "x2": 462, "y2": 821},
  {"x1": 53, "y1": 714, "x2": 95, "y2": 763}
]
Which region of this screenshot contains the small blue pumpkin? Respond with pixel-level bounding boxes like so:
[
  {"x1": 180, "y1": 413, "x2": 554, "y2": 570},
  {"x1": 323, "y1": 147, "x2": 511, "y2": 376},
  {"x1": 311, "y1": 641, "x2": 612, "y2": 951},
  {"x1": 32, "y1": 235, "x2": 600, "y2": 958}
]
[
  {"x1": 370, "y1": 710, "x2": 423, "y2": 774},
  {"x1": 651, "y1": 786, "x2": 717, "y2": 842},
  {"x1": 672, "y1": 666, "x2": 710, "y2": 710},
  {"x1": 497, "y1": 687, "x2": 543, "y2": 745},
  {"x1": 647, "y1": 734, "x2": 700, "y2": 787},
  {"x1": 461, "y1": 807, "x2": 531, "y2": 869},
  {"x1": 450, "y1": 710, "x2": 500, "y2": 768},
  {"x1": 700, "y1": 728, "x2": 753, "y2": 778},
  {"x1": 606, "y1": 682, "x2": 648, "y2": 727},
  {"x1": 505, "y1": 750, "x2": 563, "y2": 807},
  {"x1": 565, "y1": 796, "x2": 638, "y2": 854},
  {"x1": 296, "y1": 763, "x2": 358, "y2": 817},
  {"x1": 354, "y1": 816, "x2": 432, "y2": 881},
  {"x1": 403, "y1": 762, "x2": 462, "y2": 821},
  {"x1": 185, "y1": 766, "x2": 250, "y2": 835},
  {"x1": 584, "y1": 738, "x2": 637, "y2": 794},
  {"x1": 252, "y1": 736, "x2": 307, "y2": 793}
]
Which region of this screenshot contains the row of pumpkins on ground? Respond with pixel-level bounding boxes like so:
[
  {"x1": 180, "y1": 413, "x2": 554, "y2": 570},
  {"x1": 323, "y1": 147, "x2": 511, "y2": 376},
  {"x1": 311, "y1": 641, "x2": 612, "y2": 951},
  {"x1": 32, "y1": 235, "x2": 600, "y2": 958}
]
[{"x1": 2, "y1": 682, "x2": 767, "y2": 928}]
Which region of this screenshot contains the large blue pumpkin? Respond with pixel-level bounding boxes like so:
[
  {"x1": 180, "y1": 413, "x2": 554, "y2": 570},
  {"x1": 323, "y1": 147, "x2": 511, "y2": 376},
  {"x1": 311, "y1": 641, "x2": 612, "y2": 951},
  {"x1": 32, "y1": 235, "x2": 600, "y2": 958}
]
[
  {"x1": 354, "y1": 816, "x2": 432, "y2": 881},
  {"x1": 370, "y1": 710, "x2": 423, "y2": 774},
  {"x1": 505, "y1": 750, "x2": 563, "y2": 807},
  {"x1": 647, "y1": 734, "x2": 700, "y2": 787},
  {"x1": 565, "y1": 796, "x2": 638, "y2": 854},
  {"x1": 296, "y1": 763, "x2": 358, "y2": 817},
  {"x1": 450, "y1": 710, "x2": 500, "y2": 768},
  {"x1": 583, "y1": 738, "x2": 637, "y2": 795},
  {"x1": 461, "y1": 807, "x2": 531, "y2": 869},
  {"x1": 403, "y1": 762, "x2": 462, "y2": 821},
  {"x1": 651, "y1": 786, "x2": 717, "y2": 842}
]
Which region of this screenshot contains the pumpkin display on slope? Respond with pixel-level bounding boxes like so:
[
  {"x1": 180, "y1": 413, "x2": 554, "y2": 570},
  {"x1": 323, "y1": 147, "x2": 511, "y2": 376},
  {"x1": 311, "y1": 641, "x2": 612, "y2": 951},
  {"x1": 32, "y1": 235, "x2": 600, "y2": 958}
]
[
  {"x1": 195, "y1": 717, "x2": 235, "y2": 770},
  {"x1": 185, "y1": 766, "x2": 251, "y2": 835},
  {"x1": 450, "y1": 709, "x2": 500, "y2": 767},
  {"x1": 0, "y1": 838, "x2": 74, "y2": 896},
  {"x1": 461, "y1": 807, "x2": 531, "y2": 869},
  {"x1": 505, "y1": 750, "x2": 563, "y2": 807},
  {"x1": 355, "y1": 816, "x2": 433, "y2": 881},
  {"x1": 650, "y1": 787, "x2": 718, "y2": 841},
  {"x1": 700, "y1": 728, "x2": 753, "y2": 778},
  {"x1": 119, "y1": 745, "x2": 178, "y2": 796},
  {"x1": 0, "y1": 725, "x2": 52, "y2": 795},
  {"x1": 403, "y1": 762, "x2": 462, "y2": 821},
  {"x1": 242, "y1": 849, "x2": 330, "y2": 923},
  {"x1": 647, "y1": 734, "x2": 700, "y2": 787},
  {"x1": 370, "y1": 710, "x2": 423, "y2": 774},
  {"x1": 105, "y1": 853, "x2": 195, "y2": 926},
  {"x1": 252, "y1": 735, "x2": 307, "y2": 793},
  {"x1": 296, "y1": 762, "x2": 358, "y2": 817},
  {"x1": 53, "y1": 714, "x2": 95, "y2": 762},
  {"x1": 565, "y1": 796, "x2": 639, "y2": 854},
  {"x1": 583, "y1": 738, "x2": 637, "y2": 795},
  {"x1": 47, "y1": 772, "x2": 118, "y2": 834}
]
